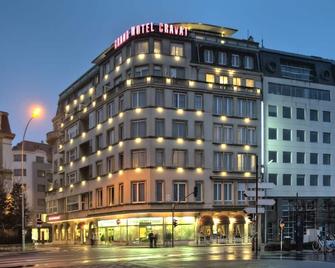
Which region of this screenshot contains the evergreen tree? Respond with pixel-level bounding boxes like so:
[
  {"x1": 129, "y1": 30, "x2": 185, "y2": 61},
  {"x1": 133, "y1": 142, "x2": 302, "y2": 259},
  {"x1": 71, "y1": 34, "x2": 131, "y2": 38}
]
[{"x1": 0, "y1": 181, "x2": 7, "y2": 231}]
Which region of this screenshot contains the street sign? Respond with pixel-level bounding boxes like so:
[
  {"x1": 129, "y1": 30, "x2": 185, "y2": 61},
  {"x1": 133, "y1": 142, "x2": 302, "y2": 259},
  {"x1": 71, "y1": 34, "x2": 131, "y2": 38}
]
[
  {"x1": 247, "y1": 182, "x2": 276, "y2": 189},
  {"x1": 244, "y1": 190, "x2": 265, "y2": 197},
  {"x1": 257, "y1": 199, "x2": 276, "y2": 206},
  {"x1": 244, "y1": 207, "x2": 265, "y2": 214}
]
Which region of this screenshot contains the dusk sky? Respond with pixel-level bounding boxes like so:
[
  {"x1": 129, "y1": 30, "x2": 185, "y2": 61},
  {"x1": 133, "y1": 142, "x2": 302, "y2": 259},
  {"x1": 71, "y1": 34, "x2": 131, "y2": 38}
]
[{"x1": 1, "y1": 0, "x2": 335, "y2": 144}]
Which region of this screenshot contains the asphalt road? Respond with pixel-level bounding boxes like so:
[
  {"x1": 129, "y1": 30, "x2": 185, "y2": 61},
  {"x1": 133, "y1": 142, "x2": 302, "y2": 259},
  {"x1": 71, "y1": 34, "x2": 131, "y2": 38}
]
[{"x1": 1, "y1": 245, "x2": 335, "y2": 268}]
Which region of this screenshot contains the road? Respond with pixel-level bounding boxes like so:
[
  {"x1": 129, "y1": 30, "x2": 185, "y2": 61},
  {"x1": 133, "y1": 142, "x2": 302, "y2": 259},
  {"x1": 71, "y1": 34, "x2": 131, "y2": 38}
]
[{"x1": 1, "y1": 245, "x2": 335, "y2": 268}]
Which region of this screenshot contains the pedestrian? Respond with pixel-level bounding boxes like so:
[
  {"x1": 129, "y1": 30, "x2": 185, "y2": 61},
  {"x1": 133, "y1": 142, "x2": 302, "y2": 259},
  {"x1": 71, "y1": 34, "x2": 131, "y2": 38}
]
[
  {"x1": 148, "y1": 231, "x2": 154, "y2": 248},
  {"x1": 153, "y1": 233, "x2": 158, "y2": 248}
]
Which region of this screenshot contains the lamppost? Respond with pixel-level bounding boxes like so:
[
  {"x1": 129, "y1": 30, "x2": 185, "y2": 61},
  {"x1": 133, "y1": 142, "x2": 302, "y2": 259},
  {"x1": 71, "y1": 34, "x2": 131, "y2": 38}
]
[{"x1": 21, "y1": 107, "x2": 42, "y2": 251}]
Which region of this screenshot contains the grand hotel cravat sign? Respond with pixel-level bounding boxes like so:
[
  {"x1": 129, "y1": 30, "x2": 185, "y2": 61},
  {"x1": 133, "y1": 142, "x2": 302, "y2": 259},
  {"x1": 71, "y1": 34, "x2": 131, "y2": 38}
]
[{"x1": 114, "y1": 22, "x2": 189, "y2": 49}]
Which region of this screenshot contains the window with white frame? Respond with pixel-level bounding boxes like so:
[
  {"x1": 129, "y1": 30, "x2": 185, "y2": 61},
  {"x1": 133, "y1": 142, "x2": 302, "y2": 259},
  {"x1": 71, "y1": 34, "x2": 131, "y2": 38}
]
[
  {"x1": 224, "y1": 98, "x2": 234, "y2": 116},
  {"x1": 213, "y1": 124, "x2": 223, "y2": 143},
  {"x1": 119, "y1": 183, "x2": 124, "y2": 204},
  {"x1": 134, "y1": 65, "x2": 149, "y2": 77},
  {"x1": 246, "y1": 79, "x2": 255, "y2": 88},
  {"x1": 135, "y1": 40, "x2": 149, "y2": 54},
  {"x1": 107, "y1": 128, "x2": 116, "y2": 145},
  {"x1": 67, "y1": 123, "x2": 79, "y2": 140},
  {"x1": 237, "y1": 99, "x2": 256, "y2": 118},
  {"x1": 213, "y1": 96, "x2": 223, "y2": 115},
  {"x1": 219, "y1": 76, "x2": 229, "y2": 85},
  {"x1": 237, "y1": 126, "x2": 256, "y2": 145},
  {"x1": 224, "y1": 183, "x2": 233, "y2": 202},
  {"x1": 107, "y1": 186, "x2": 115, "y2": 206},
  {"x1": 96, "y1": 188, "x2": 103, "y2": 208},
  {"x1": 214, "y1": 182, "x2": 222, "y2": 201},
  {"x1": 173, "y1": 92, "x2": 187, "y2": 109},
  {"x1": 233, "y1": 77, "x2": 242, "y2": 86},
  {"x1": 232, "y1": 54, "x2": 240, "y2": 67},
  {"x1": 244, "y1": 56, "x2": 254, "y2": 69},
  {"x1": 170, "y1": 67, "x2": 185, "y2": 79},
  {"x1": 205, "y1": 73, "x2": 215, "y2": 83},
  {"x1": 67, "y1": 195, "x2": 79, "y2": 212},
  {"x1": 218, "y1": 51, "x2": 227, "y2": 65},
  {"x1": 172, "y1": 120, "x2": 187, "y2": 138},
  {"x1": 172, "y1": 150, "x2": 187, "y2": 167},
  {"x1": 131, "y1": 119, "x2": 146, "y2": 137},
  {"x1": 237, "y1": 183, "x2": 246, "y2": 204},
  {"x1": 115, "y1": 53, "x2": 122, "y2": 65},
  {"x1": 194, "y1": 94, "x2": 203, "y2": 110},
  {"x1": 170, "y1": 43, "x2": 184, "y2": 56},
  {"x1": 96, "y1": 108, "x2": 104, "y2": 124},
  {"x1": 155, "y1": 149, "x2": 165, "y2": 166},
  {"x1": 224, "y1": 152, "x2": 233, "y2": 171},
  {"x1": 214, "y1": 152, "x2": 223, "y2": 170},
  {"x1": 173, "y1": 182, "x2": 186, "y2": 202},
  {"x1": 194, "y1": 121, "x2": 204, "y2": 139},
  {"x1": 107, "y1": 100, "x2": 116, "y2": 117},
  {"x1": 68, "y1": 147, "x2": 77, "y2": 161},
  {"x1": 131, "y1": 150, "x2": 146, "y2": 168},
  {"x1": 156, "y1": 181, "x2": 164, "y2": 202},
  {"x1": 96, "y1": 160, "x2": 103, "y2": 176},
  {"x1": 204, "y1": 49, "x2": 214, "y2": 63},
  {"x1": 131, "y1": 182, "x2": 145, "y2": 203},
  {"x1": 107, "y1": 156, "x2": 115, "y2": 173},
  {"x1": 88, "y1": 111, "x2": 95, "y2": 129},
  {"x1": 155, "y1": 119, "x2": 165, "y2": 137},
  {"x1": 195, "y1": 181, "x2": 203, "y2": 202},
  {"x1": 156, "y1": 89, "x2": 164, "y2": 106},
  {"x1": 194, "y1": 150, "x2": 204, "y2": 168},
  {"x1": 223, "y1": 125, "x2": 234, "y2": 144},
  {"x1": 154, "y1": 40, "x2": 161, "y2": 54},
  {"x1": 67, "y1": 171, "x2": 77, "y2": 185},
  {"x1": 237, "y1": 153, "x2": 256, "y2": 171},
  {"x1": 131, "y1": 90, "x2": 146, "y2": 108}
]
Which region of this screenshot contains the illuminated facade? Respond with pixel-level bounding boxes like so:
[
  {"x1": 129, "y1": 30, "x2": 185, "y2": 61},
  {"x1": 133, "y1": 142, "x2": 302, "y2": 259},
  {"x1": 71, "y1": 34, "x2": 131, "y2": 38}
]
[
  {"x1": 46, "y1": 23, "x2": 262, "y2": 245},
  {"x1": 261, "y1": 49, "x2": 335, "y2": 241}
]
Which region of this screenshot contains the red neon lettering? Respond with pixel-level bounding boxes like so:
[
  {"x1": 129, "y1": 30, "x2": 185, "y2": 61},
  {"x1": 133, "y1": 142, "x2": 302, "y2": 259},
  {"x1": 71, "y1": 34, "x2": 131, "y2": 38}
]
[
  {"x1": 159, "y1": 23, "x2": 164, "y2": 33},
  {"x1": 141, "y1": 24, "x2": 145, "y2": 33},
  {"x1": 131, "y1": 26, "x2": 135, "y2": 36},
  {"x1": 136, "y1": 25, "x2": 141, "y2": 35},
  {"x1": 164, "y1": 24, "x2": 169, "y2": 34},
  {"x1": 146, "y1": 23, "x2": 150, "y2": 32},
  {"x1": 150, "y1": 22, "x2": 154, "y2": 32},
  {"x1": 169, "y1": 24, "x2": 174, "y2": 34}
]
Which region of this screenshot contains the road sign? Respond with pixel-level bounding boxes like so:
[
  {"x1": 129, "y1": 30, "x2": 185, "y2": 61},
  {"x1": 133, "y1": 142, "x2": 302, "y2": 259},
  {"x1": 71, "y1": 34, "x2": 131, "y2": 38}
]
[
  {"x1": 257, "y1": 199, "x2": 276, "y2": 206},
  {"x1": 244, "y1": 207, "x2": 265, "y2": 214},
  {"x1": 244, "y1": 190, "x2": 265, "y2": 197},
  {"x1": 247, "y1": 182, "x2": 276, "y2": 189}
]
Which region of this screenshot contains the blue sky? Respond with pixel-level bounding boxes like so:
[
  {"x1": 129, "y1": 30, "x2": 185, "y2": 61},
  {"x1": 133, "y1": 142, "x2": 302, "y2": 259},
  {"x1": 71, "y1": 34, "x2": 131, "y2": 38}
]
[{"x1": 1, "y1": 0, "x2": 335, "y2": 144}]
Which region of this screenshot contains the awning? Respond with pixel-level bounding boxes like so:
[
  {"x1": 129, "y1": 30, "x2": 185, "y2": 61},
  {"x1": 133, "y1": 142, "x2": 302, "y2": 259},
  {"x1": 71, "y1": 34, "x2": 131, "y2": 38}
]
[
  {"x1": 218, "y1": 215, "x2": 230, "y2": 225},
  {"x1": 199, "y1": 215, "x2": 214, "y2": 226},
  {"x1": 235, "y1": 215, "x2": 246, "y2": 224}
]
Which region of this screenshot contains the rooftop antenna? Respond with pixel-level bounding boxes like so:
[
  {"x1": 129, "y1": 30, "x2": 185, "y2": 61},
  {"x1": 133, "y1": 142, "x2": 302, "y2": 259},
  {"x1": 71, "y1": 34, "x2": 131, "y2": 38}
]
[{"x1": 261, "y1": 38, "x2": 264, "y2": 48}]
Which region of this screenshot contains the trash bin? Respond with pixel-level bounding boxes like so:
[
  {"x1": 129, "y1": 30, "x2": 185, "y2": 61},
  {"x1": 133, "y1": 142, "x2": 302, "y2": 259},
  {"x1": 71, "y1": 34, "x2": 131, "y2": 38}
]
[{"x1": 283, "y1": 236, "x2": 291, "y2": 250}]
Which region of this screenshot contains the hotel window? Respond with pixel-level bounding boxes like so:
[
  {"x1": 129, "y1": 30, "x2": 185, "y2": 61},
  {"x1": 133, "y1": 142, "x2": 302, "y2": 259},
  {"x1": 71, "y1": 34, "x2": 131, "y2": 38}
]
[
  {"x1": 135, "y1": 40, "x2": 149, "y2": 54},
  {"x1": 310, "y1": 109, "x2": 318, "y2": 121},
  {"x1": 232, "y1": 54, "x2": 240, "y2": 67},
  {"x1": 296, "y1": 108, "x2": 305, "y2": 120},
  {"x1": 172, "y1": 120, "x2": 187, "y2": 138},
  {"x1": 14, "y1": 154, "x2": 26, "y2": 162},
  {"x1": 119, "y1": 183, "x2": 124, "y2": 204},
  {"x1": 96, "y1": 134, "x2": 103, "y2": 150},
  {"x1": 155, "y1": 149, "x2": 165, "y2": 166},
  {"x1": 237, "y1": 183, "x2": 246, "y2": 204},
  {"x1": 131, "y1": 90, "x2": 146, "y2": 108},
  {"x1": 194, "y1": 150, "x2": 204, "y2": 168},
  {"x1": 118, "y1": 95, "x2": 124, "y2": 112},
  {"x1": 156, "y1": 181, "x2": 164, "y2": 202},
  {"x1": 107, "y1": 156, "x2": 116, "y2": 173},
  {"x1": 67, "y1": 123, "x2": 79, "y2": 140},
  {"x1": 173, "y1": 182, "x2": 186, "y2": 202},
  {"x1": 115, "y1": 53, "x2": 122, "y2": 65},
  {"x1": 237, "y1": 153, "x2": 255, "y2": 171},
  {"x1": 118, "y1": 123, "x2": 124, "y2": 141},
  {"x1": 194, "y1": 94, "x2": 203, "y2": 110},
  {"x1": 268, "y1": 174, "x2": 277, "y2": 185},
  {"x1": 118, "y1": 153, "x2": 124, "y2": 170},
  {"x1": 323, "y1": 154, "x2": 331, "y2": 165},
  {"x1": 238, "y1": 126, "x2": 256, "y2": 145},
  {"x1": 268, "y1": 151, "x2": 277, "y2": 163},
  {"x1": 296, "y1": 130, "x2": 305, "y2": 142},
  {"x1": 37, "y1": 170, "x2": 46, "y2": 178},
  {"x1": 134, "y1": 65, "x2": 149, "y2": 77},
  {"x1": 268, "y1": 105, "x2": 277, "y2": 117},
  {"x1": 81, "y1": 192, "x2": 92, "y2": 210},
  {"x1": 195, "y1": 182, "x2": 203, "y2": 202},
  {"x1": 96, "y1": 108, "x2": 104, "y2": 124},
  {"x1": 154, "y1": 40, "x2": 161, "y2": 54},
  {"x1": 245, "y1": 79, "x2": 255, "y2": 88},
  {"x1": 283, "y1": 174, "x2": 291, "y2": 186},
  {"x1": 126, "y1": 44, "x2": 131, "y2": 58},
  {"x1": 107, "y1": 186, "x2": 115, "y2": 206},
  {"x1": 107, "y1": 128, "x2": 116, "y2": 145},
  {"x1": 268, "y1": 128, "x2": 277, "y2": 140},
  {"x1": 310, "y1": 131, "x2": 318, "y2": 143},
  {"x1": 219, "y1": 76, "x2": 228, "y2": 85},
  {"x1": 323, "y1": 132, "x2": 331, "y2": 144},
  {"x1": 114, "y1": 75, "x2": 122, "y2": 86},
  {"x1": 205, "y1": 73, "x2": 215, "y2": 83},
  {"x1": 218, "y1": 51, "x2": 227, "y2": 65},
  {"x1": 237, "y1": 99, "x2": 256, "y2": 118},
  {"x1": 107, "y1": 100, "x2": 116, "y2": 117},
  {"x1": 283, "y1": 129, "x2": 291, "y2": 141},
  {"x1": 244, "y1": 56, "x2": 254, "y2": 69},
  {"x1": 96, "y1": 188, "x2": 103, "y2": 208},
  {"x1": 131, "y1": 119, "x2": 146, "y2": 138},
  {"x1": 310, "y1": 175, "x2": 318, "y2": 186},
  {"x1": 224, "y1": 183, "x2": 233, "y2": 202},
  {"x1": 96, "y1": 161, "x2": 103, "y2": 176},
  {"x1": 170, "y1": 43, "x2": 184, "y2": 56},
  {"x1": 131, "y1": 182, "x2": 145, "y2": 203},
  {"x1": 323, "y1": 175, "x2": 331, "y2": 186},
  {"x1": 68, "y1": 148, "x2": 77, "y2": 161},
  {"x1": 103, "y1": 62, "x2": 110, "y2": 75},
  {"x1": 155, "y1": 89, "x2": 164, "y2": 106},
  {"x1": 233, "y1": 77, "x2": 242, "y2": 86},
  {"x1": 155, "y1": 119, "x2": 165, "y2": 137},
  {"x1": 170, "y1": 67, "x2": 185, "y2": 79},
  {"x1": 126, "y1": 68, "x2": 132, "y2": 78},
  {"x1": 224, "y1": 98, "x2": 234, "y2": 116},
  {"x1": 172, "y1": 150, "x2": 187, "y2": 167},
  {"x1": 67, "y1": 195, "x2": 79, "y2": 212},
  {"x1": 310, "y1": 153, "x2": 318, "y2": 164},
  {"x1": 173, "y1": 92, "x2": 187, "y2": 109},
  {"x1": 296, "y1": 174, "x2": 305, "y2": 186},
  {"x1": 204, "y1": 49, "x2": 214, "y2": 63},
  {"x1": 194, "y1": 121, "x2": 204, "y2": 139},
  {"x1": 214, "y1": 182, "x2": 222, "y2": 201},
  {"x1": 213, "y1": 96, "x2": 223, "y2": 115},
  {"x1": 213, "y1": 124, "x2": 223, "y2": 143},
  {"x1": 296, "y1": 152, "x2": 305, "y2": 164},
  {"x1": 283, "y1": 106, "x2": 291, "y2": 118},
  {"x1": 131, "y1": 150, "x2": 146, "y2": 168},
  {"x1": 153, "y1": 65, "x2": 162, "y2": 76},
  {"x1": 88, "y1": 111, "x2": 96, "y2": 129},
  {"x1": 283, "y1": 152, "x2": 291, "y2": 163},
  {"x1": 323, "y1": 111, "x2": 331, "y2": 122}
]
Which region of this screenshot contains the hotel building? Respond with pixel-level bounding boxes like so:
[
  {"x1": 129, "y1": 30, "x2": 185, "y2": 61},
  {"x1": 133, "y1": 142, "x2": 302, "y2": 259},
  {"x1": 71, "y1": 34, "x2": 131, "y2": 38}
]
[
  {"x1": 261, "y1": 49, "x2": 335, "y2": 241},
  {"x1": 46, "y1": 23, "x2": 262, "y2": 245}
]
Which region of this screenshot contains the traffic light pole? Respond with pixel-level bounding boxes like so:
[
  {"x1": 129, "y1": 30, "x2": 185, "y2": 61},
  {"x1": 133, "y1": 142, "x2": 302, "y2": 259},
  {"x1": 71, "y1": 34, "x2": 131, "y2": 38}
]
[{"x1": 255, "y1": 155, "x2": 259, "y2": 257}]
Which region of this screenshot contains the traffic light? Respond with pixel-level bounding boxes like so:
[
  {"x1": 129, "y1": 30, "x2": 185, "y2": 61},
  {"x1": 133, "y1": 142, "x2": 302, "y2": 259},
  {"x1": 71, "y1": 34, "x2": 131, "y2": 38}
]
[
  {"x1": 172, "y1": 219, "x2": 178, "y2": 228},
  {"x1": 193, "y1": 186, "x2": 198, "y2": 198}
]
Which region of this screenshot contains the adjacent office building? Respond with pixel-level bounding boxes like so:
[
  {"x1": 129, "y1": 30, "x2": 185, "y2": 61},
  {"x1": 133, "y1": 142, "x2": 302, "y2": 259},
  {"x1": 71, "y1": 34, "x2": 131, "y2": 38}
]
[
  {"x1": 46, "y1": 23, "x2": 262, "y2": 245},
  {"x1": 261, "y1": 50, "x2": 335, "y2": 241}
]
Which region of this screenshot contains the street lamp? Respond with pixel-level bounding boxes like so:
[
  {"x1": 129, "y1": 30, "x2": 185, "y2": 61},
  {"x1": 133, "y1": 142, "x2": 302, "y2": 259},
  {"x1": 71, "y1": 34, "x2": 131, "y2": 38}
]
[{"x1": 21, "y1": 106, "x2": 42, "y2": 251}]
